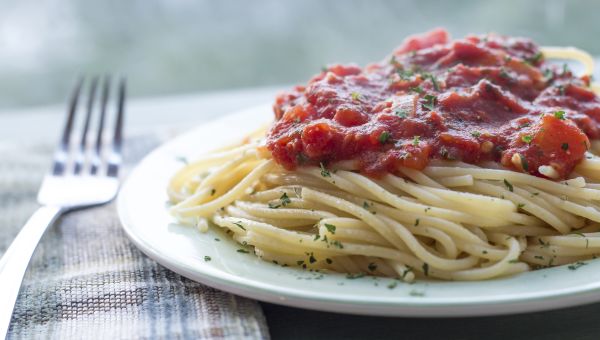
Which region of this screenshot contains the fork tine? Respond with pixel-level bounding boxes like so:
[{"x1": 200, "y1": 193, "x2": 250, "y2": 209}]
[
  {"x1": 52, "y1": 77, "x2": 83, "y2": 176},
  {"x1": 74, "y1": 77, "x2": 99, "y2": 175},
  {"x1": 107, "y1": 77, "x2": 126, "y2": 177},
  {"x1": 90, "y1": 75, "x2": 110, "y2": 175}
]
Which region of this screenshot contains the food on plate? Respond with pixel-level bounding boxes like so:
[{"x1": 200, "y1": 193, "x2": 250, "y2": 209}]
[{"x1": 168, "y1": 29, "x2": 600, "y2": 281}]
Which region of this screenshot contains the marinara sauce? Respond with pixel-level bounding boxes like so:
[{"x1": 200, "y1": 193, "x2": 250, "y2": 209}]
[{"x1": 266, "y1": 29, "x2": 599, "y2": 179}]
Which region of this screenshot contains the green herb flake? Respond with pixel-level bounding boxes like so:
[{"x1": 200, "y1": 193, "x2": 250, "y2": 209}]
[
  {"x1": 409, "y1": 290, "x2": 425, "y2": 297},
  {"x1": 508, "y1": 259, "x2": 520, "y2": 263},
  {"x1": 521, "y1": 155, "x2": 529, "y2": 171},
  {"x1": 346, "y1": 273, "x2": 366, "y2": 279},
  {"x1": 331, "y1": 240, "x2": 344, "y2": 249},
  {"x1": 503, "y1": 179, "x2": 514, "y2": 192},
  {"x1": 351, "y1": 92, "x2": 362, "y2": 102},
  {"x1": 279, "y1": 192, "x2": 291, "y2": 206},
  {"x1": 214, "y1": 238, "x2": 220, "y2": 242},
  {"x1": 423, "y1": 73, "x2": 440, "y2": 91},
  {"x1": 309, "y1": 253, "x2": 317, "y2": 264},
  {"x1": 175, "y1": 156, "x2": 189, "y2": 164},
  {"x1": 378, "y1": 131, "x2": 391, "y2": 144},
  {"x1": 395, "y1": 108, "x2": 408, "y2": 118},
  {"x1": 562, "y1": 143, "x2": 569, "y2": 151},
  {"x1": 521, "y1": 135, "x2": 533, "y2": 144},
  {"x1": 414, "y1": 218, "x2": 420, "y2": 227},
  {"x1": 525, "y1": 52, "x2": 543, "y2": 65},
  {"x1": 568, "y1": 261, "x2": 587, "y2": 271},
  {"x1": 324, "y1": 223, "x2": 337, "y2": 234},
  {"x1": 319, "y1": 162, "x2": 331, "y2": 177},
  {"x1": 363, "y1": 201, "x2": 371, "y2": 210},
  {"x1": 422, "y1": 263, "x2": 429, "y2": 277},
  {"x1": 410, "y1": 86, "x2": 424, "y2": 94},
  {"x1": 313, "y1": 234, "x2": 320, "y2": 241},
  {"x1": 387, "y1": 280, "x2": 398, "y2": 289},
  {"x1": 204, "y1": 256, "x2": 212, "y2": 262},
  {"x1": 554, "y1": 110, "x2": 566, "y2": 120},
  {"x1": 412, "y1": 135, "x2": 421, "y2": 146},
  {"x1": 421, "y1": 94, "x2": 437, "y2": 111},
  {"x1": 517, "y1": 203, "x2": 526, "y2": 209},
  {"x1": 397, "y1": 68, "x2": 413, "y2": 80},
  {"x1": 237, "y1": 249, "x2": 250, "y2": 254},
  {"x1": 471, "y1": 131, "x2": 481, "y2": 138},
  {"x1": 233, "y1": 221, "x2": 246, "y2": 230}
]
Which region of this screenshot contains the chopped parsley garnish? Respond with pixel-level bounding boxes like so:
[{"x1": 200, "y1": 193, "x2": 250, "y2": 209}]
[
  {"x1": 394, "y1": 108, "x2": 408, "y2": 118},
  {"x1": 517, "y1": 203, "x2": 526, "y2": 209},
  {"x1": 309, "y1": 253, "x2": 317, "y2": 264},
  {"x1": 471, "y1": 131, "x2": 481, "y2": 138},
  {"x1": 387, "y1": 280, "x2": 398, "y2": 289},
  {"x1": 233, "y1": 221, "x2": 246, "y2": 230},
  {"x1": 414, "y1": 218, "x2": 420, "y2": 227},
  {"x1": 499, "y1": 68, "x2": 511, "y2": 80},
  {"x1": 412, "y1": 135, "x2": 421, "y2": 146},
  {"x1": 363, "y1": 201, "x2": 371, "y2": 210},
  {"x1": 421, "y1": 94, "x2": 437, "y2": 111},
  {"x1": 296, "y1": 153, "x2": 308, "y2": 164},
  {"x1": 423, "y1": 73, "x2": 440, "y2": 91},
  {"x1": 237, "y1": 249, "x2": 250, "y2": 254},
  {"x1": 562, "y1": 143, "x2": 569, "y2": 151},
  {"x1": 268, "y1": 193, "x2": 291, "y2": 209},
  {"x1": 368, "y1": 263, "x2": 378, "y2": 272},
  {"x1": 319, "y1": 162, "x2": 331, "y2": 177},
  {"x1": 422, "y1": 263, "x2": 429, "y2": 276},
  {"x1": 410, "y1": 86, "x2": 424, "y2": 94},
  {"x1": 568, "y1": 261, "x2": 587, "y2": 270},
  {"x1": 351, "y1": 92, "x2": 362, "y2": 101},
  {"x1": 331, "y1": 240, "x2": 344, "y2": 249},
  {"x1": 525, "y1": 51, "x2": 543, "y2": 65},
  {"x1": 503, "y1": 179, "x2": 514, "y2": 192},
  {"x1": 346, "y1": 273, "x2": 366, "y2": 279},
  {"x1": 521, "y1": 135, "x2": 533, "y2": 144},
  {"x1": 554, "y1": 110, "x2": 566, "y2": 120},
  {"x1": 557, "y1": 85, "x2": 566, "y2": 95},
  {"x1": 409, "y1": 290, "x2": 425, "y2": 297},
  {"x1": 175, "y1": 156, "x2": 189, "y2": 164},
  {"x1": 520, "y1": 155, "x2": 529, "y2": 171},
  {"x1": 378, "y1": 131, "x2": 391, "y2": 144},
  {"x1": 397, "y1": 68, "x2": 414, "y2": 80},
  {"x1": 508, "y1": 259, "x2": 520, "y2": 263},
  {"x1": 562, "y1": 63, "x2": 570, "y2": 75},
  {"x1": 324, "y1": 223, "x2": 337, "y2": 234},
  {"x1": 313, "y1": 234, "x2": 320, "y2": 241},
  {"x1": 204, "y1": 256, "x2": 211, "y2": 262},
  {"x1": 214, "y1": 238, "x2": 220, "y2": 241}
]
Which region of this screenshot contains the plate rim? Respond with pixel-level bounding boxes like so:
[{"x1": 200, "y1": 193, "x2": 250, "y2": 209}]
[{"x1": 117, "y1": 104, "x2": 600, "y2": 317}]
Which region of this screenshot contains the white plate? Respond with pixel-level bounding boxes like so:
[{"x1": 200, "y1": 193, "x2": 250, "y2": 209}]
[{"x1": 118, "y1": 104, "x2": 600, "y2": 317}]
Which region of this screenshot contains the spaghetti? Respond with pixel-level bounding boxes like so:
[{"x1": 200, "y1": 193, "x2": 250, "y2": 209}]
[{"x1": 168, "y1": 30, "x2": 600, "y2": 281}]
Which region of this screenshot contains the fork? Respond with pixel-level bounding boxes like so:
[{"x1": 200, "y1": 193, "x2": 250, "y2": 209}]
[{"x1": 0, "y1": 76, "x2": 126, "y2": 338}]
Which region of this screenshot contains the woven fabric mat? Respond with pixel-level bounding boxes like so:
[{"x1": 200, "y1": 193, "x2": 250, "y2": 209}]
[{"x1": 0, "y1": 133, "x2": 269, "y2": 340}]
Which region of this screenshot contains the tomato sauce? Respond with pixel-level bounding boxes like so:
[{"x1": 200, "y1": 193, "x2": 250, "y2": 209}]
[{"x1": 266, "y1": 29, "x2": 598, "y2": 179}]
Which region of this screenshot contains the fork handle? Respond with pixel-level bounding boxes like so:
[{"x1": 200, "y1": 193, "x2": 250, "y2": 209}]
[{"x1": 0, "y1": 206, "x2": 62, "y2": 339}]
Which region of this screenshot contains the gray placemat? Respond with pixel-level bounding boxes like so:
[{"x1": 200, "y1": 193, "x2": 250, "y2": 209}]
[{"x1": 0, "y1": 134, "x2": 269, "y2": 339}]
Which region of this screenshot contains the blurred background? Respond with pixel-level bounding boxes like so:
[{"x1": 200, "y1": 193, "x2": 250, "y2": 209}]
[{"x1": 0, "y1": 0, "x2": 598, "y2": 110}]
